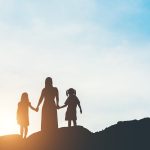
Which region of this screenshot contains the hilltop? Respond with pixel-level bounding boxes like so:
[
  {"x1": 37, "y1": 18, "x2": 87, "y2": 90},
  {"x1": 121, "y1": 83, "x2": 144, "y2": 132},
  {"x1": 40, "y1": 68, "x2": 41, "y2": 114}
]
[{"x1": 1, "y1": 118, "x2": 150, "y2": 150}]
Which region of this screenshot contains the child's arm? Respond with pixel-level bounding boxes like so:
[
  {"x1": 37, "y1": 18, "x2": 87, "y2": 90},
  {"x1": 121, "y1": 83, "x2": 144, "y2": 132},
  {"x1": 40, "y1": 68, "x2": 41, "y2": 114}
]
[
  {"x1": 29, "y1": 103, "x2": 38, "y2": 112},
  {"x1": 59, "y1": 98, "x2": 69, "y2": 109},
  {"x1": 78, "y1": 103, "x2": 82, "y2": 114},
  {"x1": 59, "y1": 104, "x2": 67, "y2": 109}
]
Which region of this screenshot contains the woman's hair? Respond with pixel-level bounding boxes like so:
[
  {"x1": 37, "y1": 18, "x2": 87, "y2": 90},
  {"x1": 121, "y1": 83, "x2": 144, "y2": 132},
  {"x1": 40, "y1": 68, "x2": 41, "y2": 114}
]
[
  {"x1": 45, "y1": 77, "x2": 53, "y2": 88},
  {"x1": 20, "y1": 92, "x2": 29, "y2": 104},
  {"x1": 66, "y1": 88, "x2": 76, "y2": 96}
]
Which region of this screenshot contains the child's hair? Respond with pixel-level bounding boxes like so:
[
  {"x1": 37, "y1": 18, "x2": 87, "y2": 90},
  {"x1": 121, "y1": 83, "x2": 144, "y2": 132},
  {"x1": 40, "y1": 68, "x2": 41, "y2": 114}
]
[
  {"x1": 20, "y1": 92, "x2": 29, "y2": 104},
  {"x1": 66, "y1": 88, "x2": 76, "y2": 96}
]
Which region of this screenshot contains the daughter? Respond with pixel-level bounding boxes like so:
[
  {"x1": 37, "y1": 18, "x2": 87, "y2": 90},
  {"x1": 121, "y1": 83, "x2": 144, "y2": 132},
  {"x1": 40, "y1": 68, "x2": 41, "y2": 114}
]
[
  {"x1": 17, "y1": 92, "x2": 37, "y2": 138},
  {"x1": 59, "y1": 88, "x2": 82, "y2": 127}
]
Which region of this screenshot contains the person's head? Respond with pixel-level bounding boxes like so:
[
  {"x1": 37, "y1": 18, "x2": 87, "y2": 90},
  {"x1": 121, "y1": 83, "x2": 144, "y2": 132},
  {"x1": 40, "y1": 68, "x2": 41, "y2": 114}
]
[
  {"x1": 66, "y1": 88, "x2": 76, "y2": 96},
  {"x1": 20, "y1": 92, "x2": 29, "y2": 104},
  {"x1": 45, "y1": 77, "x2": 53, "y2": 88}
]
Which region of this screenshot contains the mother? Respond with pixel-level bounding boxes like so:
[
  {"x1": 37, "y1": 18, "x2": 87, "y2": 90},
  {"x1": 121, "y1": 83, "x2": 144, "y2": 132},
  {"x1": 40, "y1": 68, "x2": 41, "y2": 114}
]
[{"x1": 36, "y1": 77, "x2": 59, "y2": 132}]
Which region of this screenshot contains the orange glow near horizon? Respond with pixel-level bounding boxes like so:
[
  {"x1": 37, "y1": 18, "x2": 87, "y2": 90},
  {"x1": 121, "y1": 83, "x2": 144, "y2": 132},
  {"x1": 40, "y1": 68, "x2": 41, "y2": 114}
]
[{"x1": 0, "y1": 111, "x2": 18, "y2": 136}]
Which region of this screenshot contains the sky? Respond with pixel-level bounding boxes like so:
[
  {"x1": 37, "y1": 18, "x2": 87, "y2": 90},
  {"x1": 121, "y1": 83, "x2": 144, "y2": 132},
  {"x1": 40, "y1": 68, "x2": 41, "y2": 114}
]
[{"x1": 0, "y1": 0, "x2": 150, "y2": 136}]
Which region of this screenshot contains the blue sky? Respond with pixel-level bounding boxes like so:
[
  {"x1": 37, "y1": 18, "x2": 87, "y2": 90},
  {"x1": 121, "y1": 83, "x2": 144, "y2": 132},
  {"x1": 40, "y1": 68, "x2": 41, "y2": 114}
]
[{"x1": 0, "y1": 0, "x2": 150, "y2": 135}]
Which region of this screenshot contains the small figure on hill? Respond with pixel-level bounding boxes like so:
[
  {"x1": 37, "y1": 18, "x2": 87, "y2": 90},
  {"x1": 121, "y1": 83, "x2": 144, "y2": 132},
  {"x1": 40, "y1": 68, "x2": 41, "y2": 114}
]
[
  {"x1": 17, "y1": 92, "x2": 37, "y2": 138},
  {"x1": 59, "y1": 88, "x2": 82, "y2": 127}
]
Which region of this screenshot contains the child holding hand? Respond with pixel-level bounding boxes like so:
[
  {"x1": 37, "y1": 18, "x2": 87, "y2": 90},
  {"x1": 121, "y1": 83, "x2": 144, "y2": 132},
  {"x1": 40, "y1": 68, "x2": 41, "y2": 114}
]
[
  {"x1": 17, "y1": 92, "x2": 37, "y2": 138},
  {"x1": 59, "y1": 88, "x2": 82, "y2": 127}
]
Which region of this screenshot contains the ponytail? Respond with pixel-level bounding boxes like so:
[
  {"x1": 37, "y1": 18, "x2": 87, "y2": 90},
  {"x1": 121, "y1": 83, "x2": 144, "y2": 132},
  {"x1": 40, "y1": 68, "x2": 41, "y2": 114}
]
[{"x1": 66, "y1": 90, "x2": 69, "y2": 96}]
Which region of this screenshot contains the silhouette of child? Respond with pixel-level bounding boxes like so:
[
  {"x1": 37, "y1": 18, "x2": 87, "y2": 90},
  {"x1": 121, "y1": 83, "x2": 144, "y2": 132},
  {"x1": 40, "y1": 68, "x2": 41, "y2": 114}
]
[
  {"x1": 17, "y1": 92, "x2": 37, "y2": 138},
  {"x1": 59, "y1": 88, "x2": 82, "y2": 127}
]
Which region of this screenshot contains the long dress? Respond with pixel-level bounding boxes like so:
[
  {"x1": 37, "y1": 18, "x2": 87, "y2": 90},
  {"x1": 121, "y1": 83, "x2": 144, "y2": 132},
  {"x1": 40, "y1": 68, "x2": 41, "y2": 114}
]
[{"x1": 41, "y1": 87, "x2": 58, "y2": 132}]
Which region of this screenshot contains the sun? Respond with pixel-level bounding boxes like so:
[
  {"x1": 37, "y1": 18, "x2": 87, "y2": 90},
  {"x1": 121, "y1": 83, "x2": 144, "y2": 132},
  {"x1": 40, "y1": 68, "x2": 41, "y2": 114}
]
[{"x1": 0, "y1": 111, "x2": 18, "y2": 136}]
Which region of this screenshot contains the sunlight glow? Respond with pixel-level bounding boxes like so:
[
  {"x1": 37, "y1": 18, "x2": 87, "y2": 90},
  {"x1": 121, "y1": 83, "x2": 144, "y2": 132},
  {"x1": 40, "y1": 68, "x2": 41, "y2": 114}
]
[{"x1": 0, "y1": 111, "x2": 18, "y2": 135}]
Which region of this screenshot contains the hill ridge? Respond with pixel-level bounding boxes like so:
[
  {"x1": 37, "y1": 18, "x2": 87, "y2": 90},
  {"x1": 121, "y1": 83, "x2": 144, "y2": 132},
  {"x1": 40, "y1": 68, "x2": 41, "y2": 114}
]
[{"x1": 1, "y1": 118, "x2": 150, "y2": 150}]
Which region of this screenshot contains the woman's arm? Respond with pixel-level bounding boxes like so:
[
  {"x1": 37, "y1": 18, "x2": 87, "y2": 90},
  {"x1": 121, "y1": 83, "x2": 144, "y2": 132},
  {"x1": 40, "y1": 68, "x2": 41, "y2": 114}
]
[
  {"x1": 36, "y1": 89, "x2": 44, "y2": 109},
  {"x1": 78, "y1": 103, "x2": 82, "y2": 114},
  {"x1": 55, "y1": 88, "x2": 59, "y2": 107}
]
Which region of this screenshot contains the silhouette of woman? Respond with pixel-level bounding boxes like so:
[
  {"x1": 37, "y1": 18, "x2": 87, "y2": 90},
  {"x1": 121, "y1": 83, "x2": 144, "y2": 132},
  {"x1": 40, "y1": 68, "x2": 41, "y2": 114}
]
[{"x1": 36, "y1": 77, "x2": 59, "y2": 132}]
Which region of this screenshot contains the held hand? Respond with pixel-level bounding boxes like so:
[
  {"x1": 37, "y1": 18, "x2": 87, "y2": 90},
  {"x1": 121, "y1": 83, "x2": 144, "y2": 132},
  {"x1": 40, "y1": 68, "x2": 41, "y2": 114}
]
[
  {"x1": 58, "y1": 106, "x2": 63, "y2": 109},
  {"x1": 56, "y1": 105, "x2": 60, "y2": 109},
  {"x1": 35, "y1": 107, "x2": 39, "y2": 112},
  {"x1": 80, "y1": 109, "x2": 82, "y2": 114},
  {"x1": 57, "y1": 103, "x2": 60, "y2": 109}
]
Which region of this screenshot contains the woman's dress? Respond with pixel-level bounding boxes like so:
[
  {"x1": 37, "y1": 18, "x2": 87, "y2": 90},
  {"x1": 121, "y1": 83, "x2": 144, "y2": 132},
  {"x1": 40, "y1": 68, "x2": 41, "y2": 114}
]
[{"x1": 41, "y1": 87, "x2": 58, "y2": 132}]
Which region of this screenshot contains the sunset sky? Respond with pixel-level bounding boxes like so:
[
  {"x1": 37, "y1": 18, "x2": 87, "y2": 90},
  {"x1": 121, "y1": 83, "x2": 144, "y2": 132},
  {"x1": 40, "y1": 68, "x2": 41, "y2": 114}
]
[{"x1": 1, "y1": 0, "x2": 150, "y2": 135}]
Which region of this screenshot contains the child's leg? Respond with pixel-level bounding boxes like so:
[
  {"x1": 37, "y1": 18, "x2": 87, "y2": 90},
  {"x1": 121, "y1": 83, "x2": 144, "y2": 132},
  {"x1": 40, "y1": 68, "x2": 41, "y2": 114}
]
[
  {"x1": 68, "y1": 120, "x2": 71, "y2": 127},
  {"x1": 73, "y1": 120, "x2": 77, "y2": 126},
  {"x1": 20, "y1": 126, "x2": 23, "y2": 138},
  {"x1": 24, "y1": 126, "x2": 28, "y2": 139}
]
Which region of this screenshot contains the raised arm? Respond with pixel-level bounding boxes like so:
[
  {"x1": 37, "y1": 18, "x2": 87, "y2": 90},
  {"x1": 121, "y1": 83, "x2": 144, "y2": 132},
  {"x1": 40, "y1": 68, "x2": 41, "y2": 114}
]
[{"x1": 36, "y1": 89, "x2": 44, "y2": 109}]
